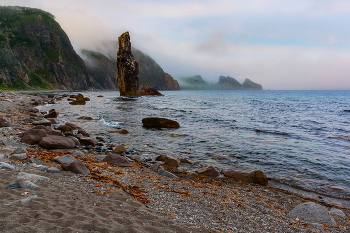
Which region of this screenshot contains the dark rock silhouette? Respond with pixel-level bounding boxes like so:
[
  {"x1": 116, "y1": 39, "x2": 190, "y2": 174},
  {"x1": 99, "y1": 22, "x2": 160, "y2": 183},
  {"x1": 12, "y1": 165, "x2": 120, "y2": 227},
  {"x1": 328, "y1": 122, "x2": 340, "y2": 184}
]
[
  {"x1": 142, "y1": 118, "x2": 180, "y2": 128},
  {"x1": 242, "y1": 78, "x2": 263, "y2": 90},
  {"x1": 217, "y1": 76, "x2": 242, "y2": 89}
]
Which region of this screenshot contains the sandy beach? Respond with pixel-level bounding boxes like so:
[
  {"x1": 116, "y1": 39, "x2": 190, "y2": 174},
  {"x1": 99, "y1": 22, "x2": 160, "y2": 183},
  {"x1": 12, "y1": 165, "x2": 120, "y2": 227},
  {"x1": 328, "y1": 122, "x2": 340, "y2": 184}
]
[{"x1": 1, "y1": 91, "x2": 349, "y2": 233}]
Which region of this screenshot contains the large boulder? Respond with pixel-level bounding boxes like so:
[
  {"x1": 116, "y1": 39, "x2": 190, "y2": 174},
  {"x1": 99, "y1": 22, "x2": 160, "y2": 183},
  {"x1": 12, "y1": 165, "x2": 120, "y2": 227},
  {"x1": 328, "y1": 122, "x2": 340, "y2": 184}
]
[
  {"x1": 223, "y1": 170, "x2": 268, "y2": 185},
  {"x1": 39, "y1": 135, "x2": 77, "y2": 149},
  {"x1": 103, "y1": 154, "x2": 131, "y2": 167},
  {"x1": 196, "y1": 166, "x2": 220, "y2": 177},
  {"x1": 20, "y1": 129, "x2": 47, "y2": 145},
  {"x1": 142, "y1": 118, "x2": 180, "y2": 128}
]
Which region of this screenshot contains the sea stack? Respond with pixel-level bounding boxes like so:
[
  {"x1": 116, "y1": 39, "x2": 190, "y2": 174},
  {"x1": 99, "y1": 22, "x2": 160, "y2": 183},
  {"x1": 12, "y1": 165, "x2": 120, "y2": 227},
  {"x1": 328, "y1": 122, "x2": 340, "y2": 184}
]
[{"x1": 117, "y1": 31, "x2": 139, "y2": 96}]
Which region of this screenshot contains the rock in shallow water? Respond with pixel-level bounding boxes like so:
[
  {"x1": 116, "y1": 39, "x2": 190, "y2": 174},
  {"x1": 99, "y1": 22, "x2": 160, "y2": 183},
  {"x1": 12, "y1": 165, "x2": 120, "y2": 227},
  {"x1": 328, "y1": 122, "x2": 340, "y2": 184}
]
[{"x1": 142, "y1": 118, "x2": 180, "y2": 128}]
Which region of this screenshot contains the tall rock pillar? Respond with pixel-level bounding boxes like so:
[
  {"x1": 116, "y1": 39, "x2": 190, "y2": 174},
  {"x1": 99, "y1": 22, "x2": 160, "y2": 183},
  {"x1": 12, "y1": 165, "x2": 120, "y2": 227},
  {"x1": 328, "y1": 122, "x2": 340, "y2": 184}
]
[{"x1": 117, "y1": 32, "x2": 139, "y2": 96}]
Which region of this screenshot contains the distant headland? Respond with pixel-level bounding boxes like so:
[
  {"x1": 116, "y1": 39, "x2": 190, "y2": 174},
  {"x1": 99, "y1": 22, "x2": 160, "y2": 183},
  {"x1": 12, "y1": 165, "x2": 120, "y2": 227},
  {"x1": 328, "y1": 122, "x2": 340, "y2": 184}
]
[{"x1": 179, "y1": 75, "x2": 263, "y2": 90}]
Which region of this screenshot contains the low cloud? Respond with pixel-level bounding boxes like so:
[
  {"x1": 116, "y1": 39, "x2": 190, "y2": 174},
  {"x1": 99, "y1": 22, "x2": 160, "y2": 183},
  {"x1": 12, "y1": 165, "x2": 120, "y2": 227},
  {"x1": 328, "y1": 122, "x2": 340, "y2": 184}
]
[{"x1": 2, "y1": 0, "x2": 350, "y2": 89}]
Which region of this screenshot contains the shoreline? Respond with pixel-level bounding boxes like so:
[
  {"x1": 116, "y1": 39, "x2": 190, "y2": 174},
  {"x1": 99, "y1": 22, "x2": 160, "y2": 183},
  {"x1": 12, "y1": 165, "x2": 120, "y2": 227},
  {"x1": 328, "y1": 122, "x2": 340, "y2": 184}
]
[
  {"x1": 21, "y1": 89, "x2": 350, "y2": 206},
  {"x1": 1, "y1": 90, "x2": 349, "y2": 232}
]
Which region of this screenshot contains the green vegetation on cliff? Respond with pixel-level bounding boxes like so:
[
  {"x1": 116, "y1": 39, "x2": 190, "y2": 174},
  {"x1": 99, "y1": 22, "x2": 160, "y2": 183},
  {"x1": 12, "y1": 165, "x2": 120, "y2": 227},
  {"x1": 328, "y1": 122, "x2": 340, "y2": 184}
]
[{"x1": 0, "y1": 6, "x2": 90, "y2": 90}]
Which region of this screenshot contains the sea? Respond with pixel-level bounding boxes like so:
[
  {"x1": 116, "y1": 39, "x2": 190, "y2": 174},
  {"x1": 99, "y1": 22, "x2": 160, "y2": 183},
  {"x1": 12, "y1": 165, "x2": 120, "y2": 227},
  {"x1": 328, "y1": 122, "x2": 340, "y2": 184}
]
[{"x1": 38, "y1": 90, "x2": 350, "y2": 206}]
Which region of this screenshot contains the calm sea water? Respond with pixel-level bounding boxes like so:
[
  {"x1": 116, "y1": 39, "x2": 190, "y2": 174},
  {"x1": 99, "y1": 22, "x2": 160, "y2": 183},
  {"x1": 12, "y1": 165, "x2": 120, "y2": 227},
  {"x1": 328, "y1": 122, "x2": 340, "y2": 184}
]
[{"x1": 41, "y1": 90, "x2": 350, "y2": 200}]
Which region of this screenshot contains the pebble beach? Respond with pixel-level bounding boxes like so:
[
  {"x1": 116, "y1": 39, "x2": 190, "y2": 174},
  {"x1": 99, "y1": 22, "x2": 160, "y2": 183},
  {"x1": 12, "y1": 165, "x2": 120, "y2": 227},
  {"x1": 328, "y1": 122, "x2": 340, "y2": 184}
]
[{"x1": 1, "y1": 91, "x2": 349, "y2": 233}]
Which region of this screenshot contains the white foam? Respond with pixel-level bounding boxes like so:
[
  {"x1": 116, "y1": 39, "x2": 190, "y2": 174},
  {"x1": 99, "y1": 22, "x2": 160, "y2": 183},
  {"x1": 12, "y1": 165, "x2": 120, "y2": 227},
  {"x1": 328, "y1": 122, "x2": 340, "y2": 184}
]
[{"x1": 99, "y1": 118, "x2": 123, "y2": 127}]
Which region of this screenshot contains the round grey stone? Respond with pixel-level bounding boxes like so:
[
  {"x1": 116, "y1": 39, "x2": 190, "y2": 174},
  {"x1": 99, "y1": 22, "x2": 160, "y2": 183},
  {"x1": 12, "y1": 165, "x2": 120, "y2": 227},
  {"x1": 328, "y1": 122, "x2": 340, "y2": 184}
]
[
  {"x1": 287, "y1": 202, "x2": 336, "y2": 226},
  {"x1": 47, "y1": 167, "x2": 61, "y2": 173}
]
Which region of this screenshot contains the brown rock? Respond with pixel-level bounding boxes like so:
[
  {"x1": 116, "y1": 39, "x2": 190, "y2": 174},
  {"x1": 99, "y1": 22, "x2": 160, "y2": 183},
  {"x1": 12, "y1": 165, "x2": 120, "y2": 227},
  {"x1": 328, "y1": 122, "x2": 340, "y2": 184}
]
[
  {"x1": 20, "y1": 129, "x2": 47, "y2": 145},
  {"x1": 103, "y1": 154, "x2": 131, "y2": 167},
  {"x1": 97, "y1": 95, "x2": 104, "y2": 97},
  {"x1": 196, "y1": 166, "x2": 220, "y2": 177},
  {"x1": 142, "y1": 118, "x2": 180, "y2": 128},
  {"x1": 56, "y1": 125, "x2": 72, "y2": 136},
  {"x1": 65, "y1": 122, "x2": 90, "y2": 137},
  {"x1": 180, "y1": 158, "x2": 196, "y2": 164},
  {"x1": 78, "y1": 116, "x2": 93, "y2": 120},
  {"x1": 96, "y1": 136, "x2": 106, "y2": 142},
  {"x1": 78, "y1": 129, "x2": 90, "y2": 137},
  {"x1": 109, "y1": 128, "x2": 129, "y2": 134},
  {"x1": 112, "y1": 145, "x2": 126, "y2": 153},
  {"x1": 39, "y1": 135, "x2": 77, "y2": 149},
  {"x1": 46, "y1": 118, "x2": 59, "y2": 124},
  {"x1": 223, "y1": 170, "x2": 268, "y2": 185},
  {"x1": 69, "y1": 99, "x2": 86, "y2": 105},
  {"x1": 32, "y1": 119, "x2": 52, "y2": 126},
  {"x1": 136, "y1": 86, "x2": 163, "y2": 96},
  {"x1": 156, "y1": 154, "x2": 180, "y2": 167},
  {"x1": 79, "y1": 138, "x2": 97, "y2": 146},
  {"x1": 0, "y1": 117, "x2": 12, "y2": 127},
  {"x1": 117, "y1": 31, "x2": 139, "y2": 96},
  {"x1": 44, "y1": 109, "x2": 58, "y2": 118},
  {"x1": 66, "y1": 160, "x2": 90, "y2": 175},
  {"x1": 68, "y1": 136, "x2": 81, "y2": 147}
]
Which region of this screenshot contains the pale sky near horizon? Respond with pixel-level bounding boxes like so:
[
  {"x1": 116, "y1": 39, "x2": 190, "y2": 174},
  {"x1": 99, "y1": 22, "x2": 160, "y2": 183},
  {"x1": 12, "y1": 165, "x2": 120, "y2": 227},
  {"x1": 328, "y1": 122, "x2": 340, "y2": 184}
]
[{"x1": 1, "y1": 0, "x2": 350, "y2": 90}]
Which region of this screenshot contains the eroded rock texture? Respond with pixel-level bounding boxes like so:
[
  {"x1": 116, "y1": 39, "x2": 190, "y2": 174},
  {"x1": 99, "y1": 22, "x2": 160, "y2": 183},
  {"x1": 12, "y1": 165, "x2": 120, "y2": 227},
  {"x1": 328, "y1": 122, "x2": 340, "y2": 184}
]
[{"x1": 117, "y1": 32, "x2": 139, "y2": 96}]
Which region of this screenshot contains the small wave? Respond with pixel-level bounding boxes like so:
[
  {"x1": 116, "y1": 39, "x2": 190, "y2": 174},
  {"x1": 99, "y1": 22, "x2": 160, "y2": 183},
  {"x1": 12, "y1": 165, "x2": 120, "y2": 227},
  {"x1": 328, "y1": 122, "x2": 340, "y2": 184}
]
[
  {"x1": 114, "y1": 96, "x2": 139, "y2": 101},
  {"x1": 99, "y1": 118, "x2": 123, "y2": 127},
  {"x1": 344, "y1": 110, "x2": 350, "y2": 113}
]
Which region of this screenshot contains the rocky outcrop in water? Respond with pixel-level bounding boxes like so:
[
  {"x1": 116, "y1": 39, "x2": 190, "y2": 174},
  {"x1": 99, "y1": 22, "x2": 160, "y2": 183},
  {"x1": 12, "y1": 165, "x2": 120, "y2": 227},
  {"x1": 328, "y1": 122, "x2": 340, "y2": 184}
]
[{"x1": 117, "y1": 32, "x2": 139, "y2": 96}]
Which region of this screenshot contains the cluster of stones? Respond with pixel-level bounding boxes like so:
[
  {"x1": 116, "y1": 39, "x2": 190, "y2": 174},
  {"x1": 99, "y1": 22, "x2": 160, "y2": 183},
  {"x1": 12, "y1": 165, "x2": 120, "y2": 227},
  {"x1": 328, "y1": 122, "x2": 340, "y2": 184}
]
[
  {"x1": 1, "y1": 93, "x2": 348, "y2": 229},
  {"x1": 153, "y1": 154, "x2": 268, "y2": 185},
  {"x1": 68, "y1": 93, "x2": 90, "y2": 105}
]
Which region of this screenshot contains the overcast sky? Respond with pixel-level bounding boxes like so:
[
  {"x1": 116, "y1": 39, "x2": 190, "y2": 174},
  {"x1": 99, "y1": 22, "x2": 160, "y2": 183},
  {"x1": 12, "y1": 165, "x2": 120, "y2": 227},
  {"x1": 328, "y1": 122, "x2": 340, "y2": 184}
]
[{"x1": 2, "y1": 0, "x2": 350, "y2": 90}]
